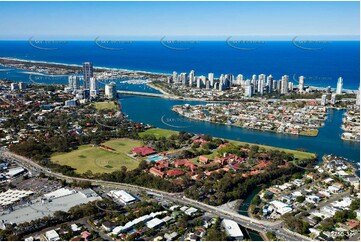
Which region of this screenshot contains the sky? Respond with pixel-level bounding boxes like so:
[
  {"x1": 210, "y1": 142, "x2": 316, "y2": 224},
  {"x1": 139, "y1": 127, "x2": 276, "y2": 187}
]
[{"x1": 0, "y1": 1, "x2": 359, "y2": 40}]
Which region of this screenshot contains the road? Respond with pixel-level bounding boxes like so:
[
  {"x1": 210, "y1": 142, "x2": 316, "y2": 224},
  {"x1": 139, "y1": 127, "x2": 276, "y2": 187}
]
[
  {"x1": 1, "y1": 150, "x2": 312, "y2": 241},
  {"x1": 117, "y1": 90, "x2": 168, "y2": 98}
]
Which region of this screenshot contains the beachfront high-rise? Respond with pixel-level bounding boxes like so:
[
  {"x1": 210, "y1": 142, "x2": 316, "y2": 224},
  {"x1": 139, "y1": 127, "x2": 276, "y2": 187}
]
[
  {"x1": 336, "y1": 77, "x2": 343, "y2": 94},
  {"x1": 189, "y1": 70, "x2": 195, "y2": 87},
  {"x1": 82, "y1": 62, "x2": 93, "y2": 89},
  {"x1": 298, "y1": 76, "x2": 305, "y2": 92},
  {"x1": 281, "y1": 75, "x2": 289, "y2": 94},
  {"x1": 208, "y1": 73, "x2": 214, "y2": 87},
  {"x1": 267, "y1": 75, "x2": 273, "y2": 93},
  {"x1": 172, "y1": 71, "x2": 178, "y2": 83}
]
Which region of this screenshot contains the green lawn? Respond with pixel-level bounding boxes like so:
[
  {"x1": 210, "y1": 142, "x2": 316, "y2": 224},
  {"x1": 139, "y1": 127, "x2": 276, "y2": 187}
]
[
  {"x1": 228, "y1": 140, "x2": 316, "y2": 160},
  {"x1": 94, "y1": 101, "x2": 119, "y2": 111},
  {"x1": 299, "y1": 129, "x2": 319, "y2": 137},
  {"x1": 139, "y1": 128, "x2": 179, "y2": 138},
  {"x1": 140, "y1": 128, "x2": 315, "y2": 161},
  {"x1": 51, "y1": 138, "x2": 142, "y2": 174}
]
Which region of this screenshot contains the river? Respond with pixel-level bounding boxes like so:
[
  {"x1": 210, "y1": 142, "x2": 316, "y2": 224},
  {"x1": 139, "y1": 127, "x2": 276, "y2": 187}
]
[{"x1": 119, "y1": 95, "x2": 360, "y2": 166}]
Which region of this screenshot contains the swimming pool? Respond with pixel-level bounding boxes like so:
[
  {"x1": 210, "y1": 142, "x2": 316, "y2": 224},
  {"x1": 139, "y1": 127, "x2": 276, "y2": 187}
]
[{"x1": 147, "y1": 154, "x2": 166, "y2": 162}]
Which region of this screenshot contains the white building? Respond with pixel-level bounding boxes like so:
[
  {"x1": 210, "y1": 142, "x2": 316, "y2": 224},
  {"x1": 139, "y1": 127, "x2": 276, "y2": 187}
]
[
  {"x1": 105, "y1": 82, "x2": 117, "y2": 99},
  {"x1": 298, "y1": 76, "x2": 305, "y2": 92},
  {"x1": 336, "y1": 77, "x2": 343, "y2": 94},
  {"x1": 221, "y1": 219, "x2": 244, "y2": 240},
  {"x1": 10, "y1": 83, "x2": 19, "y2": 91},
  {"x1": 68, "y1": 75, "x2": 80, "y2": 91},
  {"x1": 89, "y1": 77, "x2": 98, "y2": 98},
  {"x1": 189, "y1": 70, "x2": 195, "y2": 87},
  {"x1": 321, "y1": 94, "x2": 327, "y2": 106},
  {"x1": 146, "y1": 218, "x2": 164, "y2": 229},
  {"x1": 108, "y1": 190, "x2": 136, "y2": 205},
  {"x1": 281, "y1": 75, "x2": 289, "y2": 94},
  {"x1": 267, "y1": 75, "x2": 273, "y2": 93},
  {"x1": 269, "y1": 200, "x2": 293, "y2": 215},
  {"x1": 172, "y1": 71, "x2": 178, "y2": 83},
  {"x1": 306, "y1": 195, "x2": 321, "y2": 204},
  {"x1": 6, "y1": 167, "x2": 25, "y2": 177},
  {"x1": 180, "y1": 73, "x2": 187, "y2": 87},
  {"x1": 45, "y1": 230, "x2": 60, "y2": 241},
  {"x1": 244, "y1": 84, "x2": 253, "y2": 97},
  {"x1": 208, "y1": 73, "x2": 214, "y2": 87},
  {"x1": 184, "y1": 207, "x2": 198, "y2": 216},
  {"x1": 331, "y1": 94, "x2": 337, "y2": 105}
]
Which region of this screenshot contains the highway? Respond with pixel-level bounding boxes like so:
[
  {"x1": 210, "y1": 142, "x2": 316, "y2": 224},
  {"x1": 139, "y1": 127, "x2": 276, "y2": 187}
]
[{"x1": 1, "y1": 150, "x2": 312, "y2": 241}]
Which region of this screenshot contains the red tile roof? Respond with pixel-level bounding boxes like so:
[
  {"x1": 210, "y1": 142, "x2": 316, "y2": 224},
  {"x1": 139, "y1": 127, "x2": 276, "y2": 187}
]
[
  {"x1": 149, "y1": 167, "x2": 164, "y2": 177},
  {"x1": 132, "y1": 146, "x2": 156, "y2": 156},
  {"x1": 166, "y1": 169, "x2": 186, "y2": 177}
]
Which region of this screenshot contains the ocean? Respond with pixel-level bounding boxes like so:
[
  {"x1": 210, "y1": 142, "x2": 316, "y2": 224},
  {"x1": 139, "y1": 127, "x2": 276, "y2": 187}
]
[{"x1": 0, "y1": 40, "x2": 359, "y2": 89}]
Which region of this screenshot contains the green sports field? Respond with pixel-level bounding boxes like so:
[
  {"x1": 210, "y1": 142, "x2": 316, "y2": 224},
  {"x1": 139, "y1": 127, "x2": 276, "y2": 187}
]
[
  {"x1": 94, "y1": 101, "x2": 119, "y2": 111},
  {"x1": 139, "y1": 128, "x2": 179, "y2": 138},
  {"x1": 51, "y1": 138, "x2": 142, "y2": 174}
]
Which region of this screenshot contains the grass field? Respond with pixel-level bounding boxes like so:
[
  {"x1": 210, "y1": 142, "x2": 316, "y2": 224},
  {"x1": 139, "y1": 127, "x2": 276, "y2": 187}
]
[
  {"x1": 51, "y1": 138, "x2": 142, "y2": 174},
  {"x1": 299, "y1": 129, "x2": 319, "y2": 137},
  {"x1": 94, "y1": 101, "x2": 119, "y2": 111},
  {"x1": 139, "y1": 128, "x2": 179, "y2": 138},
  {"x1": 229, "y1": 140, "x2": 316, "y2": 160},
  {"x1": 141, "y1": 128, "x2": 315, "y2": 160}
]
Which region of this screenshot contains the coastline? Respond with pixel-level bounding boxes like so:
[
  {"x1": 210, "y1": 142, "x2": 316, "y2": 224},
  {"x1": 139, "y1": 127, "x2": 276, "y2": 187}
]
[
  {"x1": 0, "y1": 57, "x2": 169, "y2": 77},
  {"x1": 0, "y1": 57, "x2": 359, "y2": 92}
]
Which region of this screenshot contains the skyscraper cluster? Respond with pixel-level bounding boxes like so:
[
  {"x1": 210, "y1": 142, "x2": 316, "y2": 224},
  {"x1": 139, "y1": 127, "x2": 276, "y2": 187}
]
[
  {"x1": 169, "y1": 70, "x2": 299, "y2": 97},
  {"x1": 66, "y1": 62, "x2": 116, "y2": 101}
]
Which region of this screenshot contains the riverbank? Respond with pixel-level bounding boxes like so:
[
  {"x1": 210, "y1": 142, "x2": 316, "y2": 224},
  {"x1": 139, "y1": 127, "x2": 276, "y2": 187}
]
[{"x1": 172, "y1": 106, "x2": 323, "y2": 138}]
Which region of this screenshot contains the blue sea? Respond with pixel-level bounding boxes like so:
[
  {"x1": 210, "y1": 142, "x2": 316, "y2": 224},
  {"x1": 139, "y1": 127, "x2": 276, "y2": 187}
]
[{"x1": 0, "y1": 40, "x2": 359, "y2": 89}]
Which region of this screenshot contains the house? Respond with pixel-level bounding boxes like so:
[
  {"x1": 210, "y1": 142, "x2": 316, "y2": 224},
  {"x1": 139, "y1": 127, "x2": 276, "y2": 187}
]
[
  {"x1": 164, "y1": 232, "x2": 178, "y2": 241},
  {"x1": 70, "y1": 224, "x2": 81, "y2": 232},
  {"x1": 150, "y1": 167, "x2": 165, "y2": 178},
  {"x1": 166, "y1": 169, "x2": 185, "y2": 178},
  {"x1": 102, "y1": 221, "x2": 116, "y2": 232},
  {"x1": 132, "y1": 146, "x2": 157, "y2": 156},
  {"x1": 328, "y1": 185, "x2": 341, "y2": 193},
  {"x1": 306, "y1": 173, "x2": 316, "y2": 180},
  {"x1": 198, "y1": 156, "x2": 209, "y2": 164},
  {"x1": 305, "y1": 195, "x2": 321, "y2": 204},
  {"x1": 45, "y1": 230, "x2": 60, "y2": 241},
  {"x1": 81, "y1": 231, "x2": 92, "y2": 241},
  {"x1": 346, "y1": 220, "x2": 360, "y2": 229},
  {"x1": 184, "y1": 207, "x2": 198, "y2": 216}
]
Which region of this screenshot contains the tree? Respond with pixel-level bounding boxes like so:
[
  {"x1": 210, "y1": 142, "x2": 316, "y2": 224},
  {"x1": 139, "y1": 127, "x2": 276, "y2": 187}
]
[
  {"x1": 296, "y1": 196, "x2": 305, "y2": 203},
  {"x1": 350, "y1": 199, "x2": 360, "y2": 211},
  {"x1": 205, "y1": 228, "x2": 228, "y2": 241}
]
